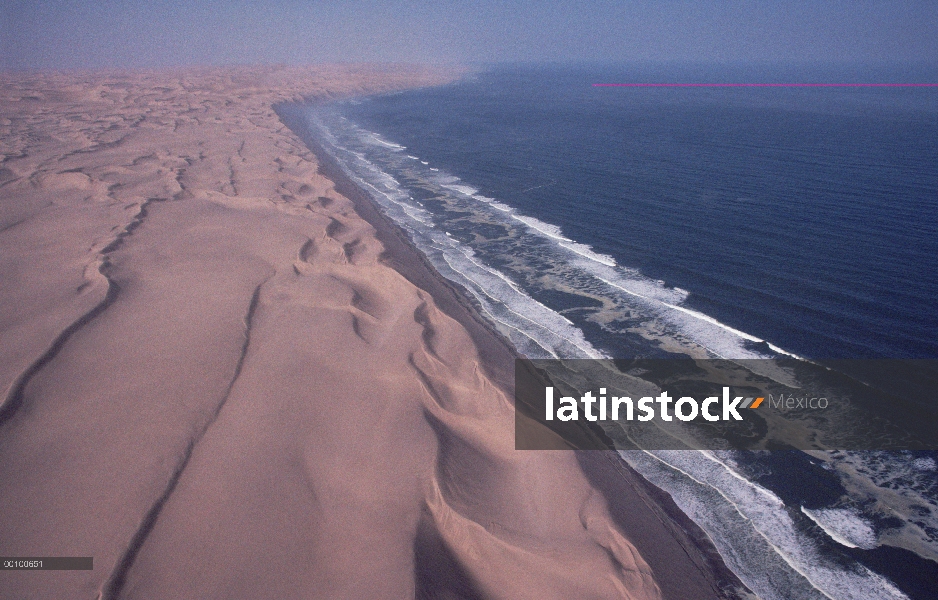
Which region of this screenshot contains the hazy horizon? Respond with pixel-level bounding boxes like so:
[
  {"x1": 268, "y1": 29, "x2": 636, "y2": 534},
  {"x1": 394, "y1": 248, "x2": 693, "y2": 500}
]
[{"x1": 2, "y1": 1, "x2": 937, "y2": 72}]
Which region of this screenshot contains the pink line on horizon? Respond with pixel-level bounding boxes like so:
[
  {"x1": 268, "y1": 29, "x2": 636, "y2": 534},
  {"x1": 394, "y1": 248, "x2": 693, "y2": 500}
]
[{"x1": 593, "y1": 83, "x2": 938, "y2": 87}]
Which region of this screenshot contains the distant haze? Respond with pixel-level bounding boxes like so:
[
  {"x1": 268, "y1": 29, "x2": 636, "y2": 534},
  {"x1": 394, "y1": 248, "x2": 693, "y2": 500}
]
[{"x1": 2, "y1": 0, "x2": 937, "y2": 70}]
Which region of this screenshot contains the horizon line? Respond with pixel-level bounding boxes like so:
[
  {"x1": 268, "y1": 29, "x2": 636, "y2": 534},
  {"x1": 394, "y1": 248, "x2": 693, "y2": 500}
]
[{"x1": 593, "y1": 83, "x2": 938, "y2": 87}]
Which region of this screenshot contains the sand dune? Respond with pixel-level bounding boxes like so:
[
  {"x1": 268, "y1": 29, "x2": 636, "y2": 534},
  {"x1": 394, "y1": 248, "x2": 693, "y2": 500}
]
[{"x1": 0, "y1": 66, "x2": 741, "y2": 599}]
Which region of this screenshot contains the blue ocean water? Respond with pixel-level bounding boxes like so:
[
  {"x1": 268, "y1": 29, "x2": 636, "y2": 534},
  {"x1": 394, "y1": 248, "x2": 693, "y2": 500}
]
[
  {"x1": 337, "y1": 65, "x2": 938, "y2": 361},
  {"x1": 300, "y1": 64, "x2": 938, "y2": 600}
]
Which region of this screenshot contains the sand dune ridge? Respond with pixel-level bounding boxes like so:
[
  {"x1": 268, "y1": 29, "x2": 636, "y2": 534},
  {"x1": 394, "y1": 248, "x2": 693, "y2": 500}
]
[{"x1": 0, "y1": 65, "x2": 742, "y2": 599}]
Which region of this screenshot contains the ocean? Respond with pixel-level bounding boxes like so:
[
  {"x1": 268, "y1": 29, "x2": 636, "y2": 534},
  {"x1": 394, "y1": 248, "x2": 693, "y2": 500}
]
[{"x1": 298, "y1": 64, "x2": 938, "y2": 599}]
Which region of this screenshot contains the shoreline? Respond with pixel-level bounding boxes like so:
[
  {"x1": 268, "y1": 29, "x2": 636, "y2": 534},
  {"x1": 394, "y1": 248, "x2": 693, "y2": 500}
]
[
  {"x1": 275, "y1": 102, "x2": 519, "y2": 392},
  {"x1": 278, "y1": 99, "x2": 752, "y2": 600}
]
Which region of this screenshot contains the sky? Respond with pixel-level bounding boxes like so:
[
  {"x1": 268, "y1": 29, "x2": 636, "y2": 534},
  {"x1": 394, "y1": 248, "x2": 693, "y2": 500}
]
[{"x1": 1, "y1": 0, "x2": 936, "y2": 71}]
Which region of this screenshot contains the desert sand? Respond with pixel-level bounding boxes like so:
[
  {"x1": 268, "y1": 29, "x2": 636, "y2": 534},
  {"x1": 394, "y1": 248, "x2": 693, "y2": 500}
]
[{"x1": 0, "y1": 65, "x2": 743, "y2": 599}]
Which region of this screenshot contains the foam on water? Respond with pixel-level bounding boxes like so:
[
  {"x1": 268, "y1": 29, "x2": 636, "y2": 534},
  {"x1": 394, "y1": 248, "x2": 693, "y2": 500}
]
[
  {"x1": 407, "y1": 140, "x2": 791, "y2": 359},
  {"x1": 441, "y1": 182, "x2": 480, "y2": 196},
  {"x1": 814, "y1": 450, "x2": 938, "y2": 563},
  {"x1": 620, "y1": 450, "x2": 908, "y2": 600},
  {"x1": 801, "y1": 507, "x2": 878, "y2": 549},
  {"x1": 362, "y1": 132, "x2": 406, "y2": 150},
  {"x1": 306, "y1": 111, "x2": 603, "y2": 360}
]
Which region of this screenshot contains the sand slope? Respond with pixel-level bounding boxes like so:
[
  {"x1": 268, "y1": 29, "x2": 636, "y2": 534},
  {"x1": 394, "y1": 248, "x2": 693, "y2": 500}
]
[{"x1": 0, "y1": 66, "x2": 734, "y2": 599}]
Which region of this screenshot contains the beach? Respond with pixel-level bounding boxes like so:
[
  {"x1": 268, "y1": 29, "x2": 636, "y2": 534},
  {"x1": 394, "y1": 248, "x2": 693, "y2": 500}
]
[{"x1": 0, "y1": 65, "x2": 743, "y2": 599}]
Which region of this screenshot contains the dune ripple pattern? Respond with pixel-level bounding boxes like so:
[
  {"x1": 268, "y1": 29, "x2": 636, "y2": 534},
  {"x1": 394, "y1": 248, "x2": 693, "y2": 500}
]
[{"x1": 0, "y1": 66, "x2": 700, "y2": 599}]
